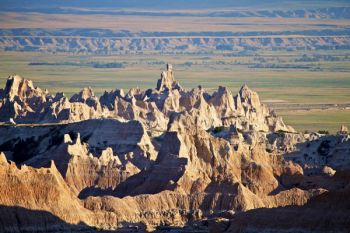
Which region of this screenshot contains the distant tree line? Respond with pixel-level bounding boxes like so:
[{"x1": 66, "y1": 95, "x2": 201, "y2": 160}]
[{"x1": 29, "y1": 61, "x2": 124, "y2": 68}]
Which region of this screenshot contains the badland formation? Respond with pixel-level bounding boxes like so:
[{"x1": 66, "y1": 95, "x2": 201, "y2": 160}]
[{"x1": 0, "y1": 65, "x2": 349, "y2": 232}]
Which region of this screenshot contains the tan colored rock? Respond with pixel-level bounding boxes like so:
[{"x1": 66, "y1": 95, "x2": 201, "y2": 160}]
[
  {"x1": 0, "y1": 157, "x2": 99, "y2": 231},
  {"x1": 0, "y1": 152, "x2": 6, "y2": 163},
  {"x1": 156, "y1": 64, "x2": 182, "y2": 91},
  {"x1": 0, "y1": 75, "x2": 49, "y2": 122},
  {"x1": 41, "y1": 132, "x2": 136, "y2": 195},
  {"x1": 1, "y1": 65, "x2": 346, "y2": 232},
  {"x1": 209, "y1": 86, "x2": 236, "y2": 117},
  {"x1": 339, "y1": 124, "x2": 348, "y2": 134},
  {"x1": 322, "y1": 166, "x2": 336, "y2": 176},
  {"x1": 0, "y1": 65, "x2": 295, "y2": 135},
  {"x1": 99, "y1": 147, "x2": 122, "y2": 166},
  {"x1": 70, "y1": 86, "x2": 101, "y2": 110},
  {"x1": 4, "y1": 75, "x2": 45, "y2": 101},
  {"x1": 223, "y1": 187, "x2": 350, "y2": 233}
]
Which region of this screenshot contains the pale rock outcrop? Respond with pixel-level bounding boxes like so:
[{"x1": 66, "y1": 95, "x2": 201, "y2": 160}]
[
  {"x1": 43, "y1": 132, "x2": 140, "y2": 195},
  {"x1": 339, "y1": 124, "x2": 348, "y2": 134},
  {"x1": 4, "y1": 75, "x2": 48, "y2": 102},
  {"x1": 322, "y1": 165, "x2": 336, "y2": 176},
  {"x1": 0, "y1": 65, "x2": 295, "y2": 135},
  {"x1": 0, "y1": 156, "x2": 99, "y2": 231},
  {"x1": 0, "y1": 119, "x2": 156, "y2": 197},
  {"x1": 0, "y1": 75, "x2": 105, "y2": 123},
  {"x1": 83, "y1": 123, "x2": 330, "y2": 228},
  {"x1": 0, "y1": 75, "x2": 49, "y2": 122},
  {"x1": 156, "y1": 64, "x2": 182, "y2": 92},
  {"x1": 159, "y1": 88, "x2": 182, "y2": 115},
  {"x1": 99, "y1": 147, "x2": 122, "y2": 167},
  {"x1": 209, "y1": 86, "x2": 236, "y2": 118},
  {"x1": 70, "y1": 87, "x2": 101, "y2": 110},
  {"x1": 283, "y1": 134, "x2": 350, "y2": 172},
  {"x1": 110, "y1": 109, "x2": 306, "y2": 221},
  {"x1": 232, "y1": 84, "x2": 294, "y2": 132}
]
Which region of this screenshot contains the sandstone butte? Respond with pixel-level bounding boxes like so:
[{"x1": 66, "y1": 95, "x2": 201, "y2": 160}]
[{"x1": 0, "y1": 65, "x2": 349, "y2": 233}]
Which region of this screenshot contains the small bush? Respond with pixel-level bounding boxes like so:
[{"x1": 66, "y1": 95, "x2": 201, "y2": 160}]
[
  {"x1": 213, "y1": 126, "x2": 225, "y2": 134},
  {"x1": 318, "y1": 130, "x2": 329, "y2": 135}
]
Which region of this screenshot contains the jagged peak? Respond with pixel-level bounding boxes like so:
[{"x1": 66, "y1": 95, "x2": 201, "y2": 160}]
[
  {"x1": 49, "y1": 160, "x2": 58, "y2": 171},
  {"x1": 167, "y1": 63, "x2": 173, "y2": 72},
  {"x1": 156, "y1": 64, "x2": 182, "y2": 92},
  {"x1": 70, "y1": 86, "x2": 95, "y2": 102},
  {"x1": 80, "y1": 86, "x2": 95, "y2": 98},
  {"x1": 0, "y1": 67, "x2": 294, "y2": 133},
  {"x1": 212, "y1": 86, "x2": 232, "y2": 99},
  {"x1": 339, "y1": 125, "x2": 348, "y2": 134},
  {"x1": 4, "y1": 75, "x2": 42, "y2": 100},
  {"x1": 64, "y1": 134, "x2": 72, "y2": 144},
  {"x1": 238, "y1": 84, "x2": 261, "y2": 107},
  {"x1": 99, "y1": 147, "x2": 122, "y2": 166},
  {"x1": 66, "y1": 132, "x2": 89, "y2": 157},
  {"x1": 63, "y1": 133, "x2": 82, "y2": 146},
  {"x1": 7, "y1": 74, "x2": 27, "y2": 83},
  {"x1": 75, "y1": 132, "x2": 82, "y2": 145},
  {"x1": 217, "y1": 85, "x2": 228, "y2": 93},
  {"x1": 239, "y1": 83, "x2": 251, "y2": 94},
  {"x1": 0, "y1": 152, "x2": 7, "y2": 164},
  {"x1": 126, "y1": 87, "x2": 143, "y2": 98}
]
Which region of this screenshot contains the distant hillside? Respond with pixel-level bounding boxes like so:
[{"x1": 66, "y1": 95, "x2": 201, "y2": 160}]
[
  {"x1": 1, "y1": 30, "x2": 349, "y2": 55},
  {"x1": 1, "y1": 7, "x2": 350, "y2": 19},
  {"x1": 1, "y1": 0, "x2": 349, "y2": 55}
]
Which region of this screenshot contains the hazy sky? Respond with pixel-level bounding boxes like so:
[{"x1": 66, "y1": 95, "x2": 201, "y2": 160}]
[{"x1": 0, "y1": 0, "x2": 348, "y2": 10}]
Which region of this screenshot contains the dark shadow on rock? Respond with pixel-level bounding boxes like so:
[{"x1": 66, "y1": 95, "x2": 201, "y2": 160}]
[
  {"x1": 199, "y1": 182, "x2": 245, "y2": 215},
  {"x1": 0, "y1": 119, "x2": 153, "y2": 169},
  {"x1": 78, "y1": 186, "x2": 114, "y2": 199},
  {"x1": 0, "y1": 204, "x2": 116, "y2": 232},
  {"x1": 112, "y1": 132, "x2": 188, "y2": 198},
  {"x1": 265, "y1": 133, "x2": 350, "y2": 196},
  {"x1": 113, "y1": 156, "x2": 187, "y2": 198},
  {"x1": 0, "y1": 205, "x2": 199, "y2": 233},
  {"x1": 225, "y1": 188, "x2": 350, "y2": 233}
]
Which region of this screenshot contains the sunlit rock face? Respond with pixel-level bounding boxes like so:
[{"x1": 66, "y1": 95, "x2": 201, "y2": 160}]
[
  {"x1": 0, "y1": 65, "x2": 349, "y2": 232},
  {"x1": 0, "y1": 64, "x2": 294, "y2": 134}
]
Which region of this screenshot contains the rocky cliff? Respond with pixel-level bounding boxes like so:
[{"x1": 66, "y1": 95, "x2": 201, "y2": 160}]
[
  {"x1": 0, "y1": 65, "x2": 349, "y2": 232},
  {"x1": 0, "y1": 65, "x2": 294, "y2": 134},
  {"x1": 1, "y1": 35, "x2": 349, "y2": 55}
]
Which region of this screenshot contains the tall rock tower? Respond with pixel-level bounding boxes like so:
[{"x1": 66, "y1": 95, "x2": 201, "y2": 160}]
[{"x1": 156, "y1": 64, "x2": 182, "y2": 91}]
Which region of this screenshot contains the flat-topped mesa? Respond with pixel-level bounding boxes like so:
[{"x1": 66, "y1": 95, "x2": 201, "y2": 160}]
[{"x1": 156, "y1": 64, "x2": 182, "y2": 92}]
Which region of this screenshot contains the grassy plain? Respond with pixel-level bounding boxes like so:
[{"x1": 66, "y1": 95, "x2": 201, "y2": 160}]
[
  {"x1": 1, "y1": 12, "x2": 349, "y2": 31},
  {"x1": 279, "y1": 109, "x2": 350, "y2": 133},
  {"x1": 0, "y1": 50, "x2": 349, "y2": 133}
]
